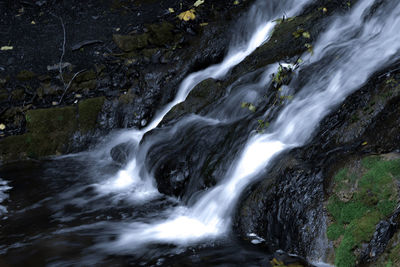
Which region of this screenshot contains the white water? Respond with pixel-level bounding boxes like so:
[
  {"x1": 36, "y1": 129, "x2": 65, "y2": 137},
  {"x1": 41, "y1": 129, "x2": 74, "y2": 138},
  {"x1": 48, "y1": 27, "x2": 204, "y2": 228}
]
[
  {"x1": 96, "y1": 0, "x2": 313, "y2": 199},
  {"x1": 98, "y1": 0, "x2": 400, "y2": 253},
  {"x1": 0, "y1": 178, "x2": 11, "y2": 216}
]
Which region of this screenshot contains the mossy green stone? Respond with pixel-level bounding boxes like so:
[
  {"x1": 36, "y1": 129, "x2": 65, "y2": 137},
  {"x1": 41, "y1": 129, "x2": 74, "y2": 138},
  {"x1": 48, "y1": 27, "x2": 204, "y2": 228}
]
[
  {"x1": 78, "y1": 97, "x2": 105, "y2": 133},
  {"x1": 147, "y1": 22, "x2": 174, "y2": 46},
  {"x1": 113, "y1": 33, "x2": 149, "y2": 52},
  {"x1": 75, "y1": 70, "x2": 96, "y2": 83}
]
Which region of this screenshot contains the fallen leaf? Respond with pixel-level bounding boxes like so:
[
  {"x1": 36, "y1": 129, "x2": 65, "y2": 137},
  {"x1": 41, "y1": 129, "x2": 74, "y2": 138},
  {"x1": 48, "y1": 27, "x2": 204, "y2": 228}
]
[
  {"x1": 1, "y1": 46, "x2": 13, "y2": 51},
  {"x1": 302, "y1": 31, "x2": 311, "y2": 38},
  {"x1": 194, "y1": 0, "x2": 204, "y2": 7},
  {"x1": 178, "y1": 9, "x2": 196, "y2": 21},
  {"x1": 199, "y1": 22, "x2": 208, "y2": 26},
  {"x1": 362, "y1": 141, "x2": 368, "y2": 146},
  {"x1": 248, "y1": 104, "x2": 256, "y2": 112},
  {"x1": 31, "y1": 20, "x2": 36, "y2": 24},
  {"x1": 233, "y1": 0, "x2": 239, "y2": 5},
  {"x1": 168, "y1": 8, "x2": 175, "y2": 13},
  {"x1": 322, "y1": 7, "x2": 328, "y2": 13},
  {"x1": 0, "y1": 123, "x2": 5, "y2": 130}
]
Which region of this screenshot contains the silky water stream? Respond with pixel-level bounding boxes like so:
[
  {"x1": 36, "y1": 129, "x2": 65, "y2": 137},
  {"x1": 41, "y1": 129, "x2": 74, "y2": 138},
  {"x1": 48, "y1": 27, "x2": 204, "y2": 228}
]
[{"x1": 2, "y1": 0, "x2": 400, "y2": 266}]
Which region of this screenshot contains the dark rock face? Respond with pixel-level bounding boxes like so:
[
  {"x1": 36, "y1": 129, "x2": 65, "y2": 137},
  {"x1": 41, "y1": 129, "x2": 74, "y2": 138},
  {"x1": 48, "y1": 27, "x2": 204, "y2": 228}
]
[
  {"x1": 110, "y1": 141, "x2": 137, "y2": 166},
  {"x1": 360, "y1": 207, "x2": 400, "y2": 263},
  {"x1": 234, "y1": 65, "x2": 400, "y2": 261},
  {"x1": 146, "y1": 118, "x2": 253, "y2": 199},
  {"x1": 235, "y1": 158, "x2": 325, "y2": 256}
]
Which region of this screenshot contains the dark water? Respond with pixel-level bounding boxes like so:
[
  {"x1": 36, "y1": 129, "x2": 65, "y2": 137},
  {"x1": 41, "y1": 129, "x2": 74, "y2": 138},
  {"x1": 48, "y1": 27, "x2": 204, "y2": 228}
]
[{"x1": 0, "y1": 158, "x2": 280, "y2": 266}]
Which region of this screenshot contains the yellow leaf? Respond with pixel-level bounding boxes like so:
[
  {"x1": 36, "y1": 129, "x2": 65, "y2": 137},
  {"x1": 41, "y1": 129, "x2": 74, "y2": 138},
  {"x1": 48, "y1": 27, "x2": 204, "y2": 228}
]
[
  {"x1": 302, "y1": 31, "x2": 310, "y2": 38},
  {"x1": 193, "y1": 0, "x2": 204, "y2": 7},
  {"x1": 233, "y1": 0, "x2": 239, "y2": 4},
  {"x1": 168, "y1": 8, "x2": 175, "y2": 13},
  {"x1": 362, "y1": 141, "x2": 368, "y2": 146},
  {"x1": 178, "y1": 9, "x2": 196, "y2": 21},
  {"x1": 31, "y1": 20, "x2": 36, "y2": 24},
  {"x1": 0, "y1": 123, "x2": 5, "y2": 130},
  {"x1": 199, "y1": 22, "x2": 208, "y2": 27},
  {"x1": 1, "y1": 46, "x2": 13, "y2": 51},
  {"x1": 322, "y1": 7, "x2": 328, "y2": 13}
]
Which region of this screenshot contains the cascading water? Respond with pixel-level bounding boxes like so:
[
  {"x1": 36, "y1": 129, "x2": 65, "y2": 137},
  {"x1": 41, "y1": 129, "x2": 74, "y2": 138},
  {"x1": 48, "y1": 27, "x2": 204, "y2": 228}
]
[
  {"x1": 97, "y1": 0, "x2": 313, "y2": 198},
  {"x1": 2, "y1": 0, "x2": 400, "y2": 265},
  {"x1": 100, "y1": 0, "x2": 400, "y2": 253}
]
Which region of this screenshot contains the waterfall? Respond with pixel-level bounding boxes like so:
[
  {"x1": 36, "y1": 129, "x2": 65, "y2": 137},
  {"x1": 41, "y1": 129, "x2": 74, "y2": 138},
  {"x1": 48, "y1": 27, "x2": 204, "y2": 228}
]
[
  {"x1": 98, "y1": 0, "x2": 400, "y2": 254},
  {"x1": 3, "y1": 0, "x2": 400, "y2": 265},
  {"x1": 96, "y1": 0, "x2": 313, "y2": 201}
]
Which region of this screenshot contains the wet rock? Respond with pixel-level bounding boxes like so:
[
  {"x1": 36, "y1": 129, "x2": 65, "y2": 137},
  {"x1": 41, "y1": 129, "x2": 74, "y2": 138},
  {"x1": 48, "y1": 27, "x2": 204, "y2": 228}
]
[
  {"x1": 160, "y1": 78, "x2": 225, "y2": 126},
  {"x1": 113, "y1": 33, "x2": 149, "y2": 52},
  {"x1": 110, "y1": 141, "x2": 137, "y2": 165},
  {"x1": 360, "y1": 207, "x2": 400, "y2": 263},
  {"x1": 235, "y1": 157, "x2": 325, "y2": 256}
]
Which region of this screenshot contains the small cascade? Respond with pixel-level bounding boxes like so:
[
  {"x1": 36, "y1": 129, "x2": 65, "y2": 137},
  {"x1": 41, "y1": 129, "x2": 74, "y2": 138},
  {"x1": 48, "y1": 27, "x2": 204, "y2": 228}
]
[{"x1": 100, "y1": 0, "x2": 400, "y2": 254}]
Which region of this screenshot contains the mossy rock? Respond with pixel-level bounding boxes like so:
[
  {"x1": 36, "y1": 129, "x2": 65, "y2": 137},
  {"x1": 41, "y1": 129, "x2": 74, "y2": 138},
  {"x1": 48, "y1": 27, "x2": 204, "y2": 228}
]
[
  {"x1": 0, "y1": 97, "x2": 105, "y2": 162},
  {"x1": 75, "y1": 70, "x2": 96, "y2": 83},
  {"x1": 161, "y1": 78, "x2": 224, "y2": 124},
  {"x1": 78, "y1": 80, "x2": 97, "y2": 90},
  {"x1": 78, "y1": 97, "x2": 105, "y2": 133},
  {"x1": 16, "y1": 70, "x2": 36, "y2": 81},
  {"x1": 326, "y1": 155, "x2": 400, "y2": 267},
  {"x1": 147, "y1": 22, "x2": 175, "y2": 46},
  {"x1": 113, "y1": 33, "x2": 149, "y2": 52}
]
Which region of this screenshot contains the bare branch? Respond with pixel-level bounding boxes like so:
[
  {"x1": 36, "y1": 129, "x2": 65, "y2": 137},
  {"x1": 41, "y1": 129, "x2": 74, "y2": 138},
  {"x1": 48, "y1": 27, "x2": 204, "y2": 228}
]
[{"x1": 59, "y1": 69, "x2": 86, "y2": 104}]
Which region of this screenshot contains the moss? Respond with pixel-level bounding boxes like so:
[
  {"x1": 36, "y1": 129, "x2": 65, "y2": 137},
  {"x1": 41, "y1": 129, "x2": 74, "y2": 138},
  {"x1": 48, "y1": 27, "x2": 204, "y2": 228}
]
[
  {"x1": 0, "y1": 135, "x2": 30, "y2": 161},
  {"x1": 75, "y1": 70, "x2": 96, "y2": 83},
  {"x1": 78, "y1": 80, "x2": 97, "y2": 90},
  {"x1": 389, "y1": 243, "x2": 400, "y2": 265},
  {"x1": 328, "y1": 156, "x2": 400, "y2": 267},
  {"x1": 78, "y1": 97, "x2": 105, "y2": 133},
  {"x1": 113, "y1": 33, "x2": 149, "y2": 52},
  {"x1": 327, "y1": 223, "x2": 344, "y2": 240},
  {"x1": 147, "y1": 22, "x2": 175, "y2": 46},
  {"x1": 335, "y1": 234, "x2": 357, "y2": 267},
  {"x1": 26, "y1": 106, "x2": 76, "y2": 134}
]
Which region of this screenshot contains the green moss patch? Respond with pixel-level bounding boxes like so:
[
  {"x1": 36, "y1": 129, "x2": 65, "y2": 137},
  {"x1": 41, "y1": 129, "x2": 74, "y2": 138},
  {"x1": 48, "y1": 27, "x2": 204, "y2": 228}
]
[
  {"x1": 0, "y1": 97, "x2": 105, "y2": 161},
  {"x1": 327, "y1": 155, "x2": 400, "y2": 267},
  {"x1": 78, "y1": 97, "x2": 105, "y2": 133}
]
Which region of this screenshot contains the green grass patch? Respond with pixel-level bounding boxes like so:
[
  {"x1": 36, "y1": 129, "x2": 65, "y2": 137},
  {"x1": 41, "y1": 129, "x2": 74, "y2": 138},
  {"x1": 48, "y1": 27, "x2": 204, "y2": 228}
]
[{"x1": 328, "y1": 156, "x2": 400, "y2": 267}]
